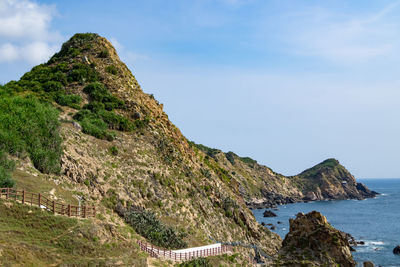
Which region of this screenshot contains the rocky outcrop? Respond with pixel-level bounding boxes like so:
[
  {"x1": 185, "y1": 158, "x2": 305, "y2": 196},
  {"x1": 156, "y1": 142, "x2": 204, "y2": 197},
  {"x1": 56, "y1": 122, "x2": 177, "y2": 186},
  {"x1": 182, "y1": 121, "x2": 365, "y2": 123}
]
[
  {"x1": 393, "y1": 245, "x2": 400, "y2": 255},
  {"x1": 363, "y1": 261, "x2": 375, "y2": 267},
  {"x1": 277, "y1": 211, "x2": 356, "y2": 267},
  {"x1": 263, "y1": 210, "x2": 277, "y2": 217}
]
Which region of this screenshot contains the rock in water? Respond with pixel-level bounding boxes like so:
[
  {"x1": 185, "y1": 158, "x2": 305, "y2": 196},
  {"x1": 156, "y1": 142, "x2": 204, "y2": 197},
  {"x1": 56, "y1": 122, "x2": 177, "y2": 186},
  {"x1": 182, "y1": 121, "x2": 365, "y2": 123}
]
[
  {"x1": 393, "y1": 245, "x2": 400, "y2": 255},
  {"x1": 278, "y1": 211, "x2": 356, "y2": 266},
  {"x1": 363, "y1": 261, "x2": 374, "y2": 267},
  {"x1": 263, "y1": 210, "x2": 277, "y2": 217}
]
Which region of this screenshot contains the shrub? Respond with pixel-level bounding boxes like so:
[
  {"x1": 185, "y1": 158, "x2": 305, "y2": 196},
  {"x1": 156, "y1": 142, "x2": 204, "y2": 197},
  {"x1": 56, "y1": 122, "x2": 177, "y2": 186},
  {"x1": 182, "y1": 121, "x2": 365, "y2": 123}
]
[
  {"x1": 79, "y1": 116, "x2": 110, "y2": 140},
  {"x1": 56, "y1": 94, "x2": 82, "y2": 109},
  {"x1": 239, "y1": 156, "x2": 257, "y2": 166},
  {"x1": 43, "y1": 81, "x2": 64, "y2": 93},
  {"x1": 6, "y1": 63, "x2": 69, "y2": 97},
  {"x1": 98, "y1": 49, "x2": 109, "y2": 58},
  {"x1": 124, "y1": 207, "x2": 187, "y2": 249},
  {"x1": 83, "y1": 82, "x2": 124, "y2": 110},
  {"x1": 225, "y1": 151, "x2": 236, "y2": 165},
  {"x1": 109, "y1": 146, "x2": 118, "y2": 156},
  {"x1": 0, "y1": 95, "x2": 62, "y2": 174},
  {"x1": 68, "y1": 63, "x2": 98, "y2": 83},
  {"x1": 222, "y1": 197, "x2": 238, "y2": 218},
  {"x1": 178, "y1": 258, "x2": 210, "y2": 267},
  {"x1": 98, "y1": 110, "x2": 133, "y2": 131},
  {"x1": 105, "y1": 65, "x2": 119, "y2": 75},
  {"x1": 0, "y1": 150, "x2": 15, "y2": 188}
]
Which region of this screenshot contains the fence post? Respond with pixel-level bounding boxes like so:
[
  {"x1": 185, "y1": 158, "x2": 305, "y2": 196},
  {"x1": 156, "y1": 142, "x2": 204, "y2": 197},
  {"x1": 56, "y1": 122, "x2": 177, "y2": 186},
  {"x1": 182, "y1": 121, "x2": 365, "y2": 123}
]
[
  {"x1": 68, "y1": 204, "x2": 71, "y2": 217},
  {"x1": 22, "y1": 190, "x2": 25, "y2": 204},
  {"x1": 83, "y1": 206, "x2": 86, "y2": 218},
  {"x1": 6, "y1": 188, "x2": 9, "y2": 199},
  {"x1": 38, "y1": 193, "x2": 41, "y2": 207}
]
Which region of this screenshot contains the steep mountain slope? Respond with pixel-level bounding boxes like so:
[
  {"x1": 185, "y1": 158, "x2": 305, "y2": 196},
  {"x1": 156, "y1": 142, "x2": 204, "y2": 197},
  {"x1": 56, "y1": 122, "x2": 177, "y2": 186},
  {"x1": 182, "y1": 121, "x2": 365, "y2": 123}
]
[
  {"x1": 0, "y1": 33, "x2": 280, "y2": 265},
  {"x1": 0, "y1": 33, "x2": 374, "y2": 265}
]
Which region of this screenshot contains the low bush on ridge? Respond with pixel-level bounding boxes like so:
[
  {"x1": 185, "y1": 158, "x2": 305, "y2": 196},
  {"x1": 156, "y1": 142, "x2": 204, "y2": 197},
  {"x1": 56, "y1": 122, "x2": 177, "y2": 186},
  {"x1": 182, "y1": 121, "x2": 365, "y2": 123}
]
[{"x1": 123, "y1": 206, "x2": 187, "y2": 249}]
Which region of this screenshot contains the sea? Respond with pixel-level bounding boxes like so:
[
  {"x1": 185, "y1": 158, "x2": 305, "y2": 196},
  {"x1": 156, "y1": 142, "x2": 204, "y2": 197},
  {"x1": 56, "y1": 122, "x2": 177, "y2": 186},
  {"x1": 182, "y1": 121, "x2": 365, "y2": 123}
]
[{"x1": 253, "y1": 179, "x2": 400, "y2": 267}]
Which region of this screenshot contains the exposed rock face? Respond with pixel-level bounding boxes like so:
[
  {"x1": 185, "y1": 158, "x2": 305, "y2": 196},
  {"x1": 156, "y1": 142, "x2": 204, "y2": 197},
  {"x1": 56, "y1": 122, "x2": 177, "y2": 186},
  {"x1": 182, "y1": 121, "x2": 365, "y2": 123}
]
[
  {"x1": 278, "y1": 211, "x2": 356, "y2": 267},
  {"x1": 393, "y1": 245, "x2": 400, "y2": 255},
  {"x1": 263, "y1": 210, "x2": 277, "y2": 217}
]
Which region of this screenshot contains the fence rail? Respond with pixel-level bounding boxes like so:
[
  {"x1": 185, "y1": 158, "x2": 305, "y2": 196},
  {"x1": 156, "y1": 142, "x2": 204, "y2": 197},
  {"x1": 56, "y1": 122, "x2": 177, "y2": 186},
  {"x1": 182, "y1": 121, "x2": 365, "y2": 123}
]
[
  {"x1": 0, "y1": 188, "x2": 95, "y2": 218},
  {"x1": 137, "y1": 241, "x2": 232, "y2": 261}
]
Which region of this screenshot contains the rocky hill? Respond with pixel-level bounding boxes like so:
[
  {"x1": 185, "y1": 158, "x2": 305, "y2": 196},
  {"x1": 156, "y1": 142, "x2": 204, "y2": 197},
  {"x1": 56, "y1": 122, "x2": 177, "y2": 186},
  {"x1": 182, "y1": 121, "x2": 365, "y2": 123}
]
[
  {"x1": 277, "y1": 211, "x2": 356, "y2": 266},
  {"x1": 0, "y1": 33, "x2": 374, "y2": 265},
  {"x1": 193, "y1": 146, "x2": 377, "y2": 209}
]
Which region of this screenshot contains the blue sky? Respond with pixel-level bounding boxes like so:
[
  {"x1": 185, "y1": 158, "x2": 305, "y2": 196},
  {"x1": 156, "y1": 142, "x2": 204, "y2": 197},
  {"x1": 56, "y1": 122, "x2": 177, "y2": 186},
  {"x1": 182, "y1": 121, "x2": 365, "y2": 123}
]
[{"x1": 1, "y1": 0, "x2": 400, "y2": 178}]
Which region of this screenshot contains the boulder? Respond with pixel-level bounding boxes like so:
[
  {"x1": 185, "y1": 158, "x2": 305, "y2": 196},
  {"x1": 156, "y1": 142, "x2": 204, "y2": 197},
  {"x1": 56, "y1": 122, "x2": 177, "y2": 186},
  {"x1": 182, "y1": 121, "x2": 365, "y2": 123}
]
[
  {"x1": 278, "y1": 211, "x2": 356, "y2": 266},
  {"x1": 393, "y1": 245, "x2": 400, "y2": 255},
  {"x1": 305, "y1": 191, "x2": 318, "y2": 201},
  {"x1": 263, "y1": 210, "x2": 277, "y2": 217},
  {"x1": 132, "y1": 112, "x2": 141, "y2": 119},
  {"x1": 363, "y1": 261, "x2": 374, "y2": 267},
  {"x1": 73, "y1": 121, "x2": 82, "y2": 131}
]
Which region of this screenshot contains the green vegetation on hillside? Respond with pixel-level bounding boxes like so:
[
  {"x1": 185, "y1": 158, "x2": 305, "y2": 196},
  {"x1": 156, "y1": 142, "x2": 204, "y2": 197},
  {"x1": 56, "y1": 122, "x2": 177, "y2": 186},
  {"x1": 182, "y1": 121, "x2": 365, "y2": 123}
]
[
  {"x1": 3, "y1": 34, "x2": 149, "y2": 142},
  {"x1": 189, "y1": 142, "x2": 221, "y2": 159},
  {"x1": 123, "y1": 206, "x2": 187, "y2": 249},
  {"x1": 49, "y1": 33, "x2": 100, "y2": 62},
  {"x1": 0, "y1": 150, "x2": 15, "y2": 188},
  {"x1": 178, "y1": 257, "x2": 210, "y2": 267},
  {"x1": 299, "y1": 158, "x2": 340, "y2": 178},
  {"x1": 0, "y1": 91, "x2": 62, "y2": 184}
]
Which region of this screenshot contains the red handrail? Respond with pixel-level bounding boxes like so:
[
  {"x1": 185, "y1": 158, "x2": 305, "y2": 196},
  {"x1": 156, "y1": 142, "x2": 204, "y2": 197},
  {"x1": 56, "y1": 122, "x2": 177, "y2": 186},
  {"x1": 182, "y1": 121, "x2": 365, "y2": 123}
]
[{"x1": 0, "y1": 188, "x2": 96, "y2": 218}]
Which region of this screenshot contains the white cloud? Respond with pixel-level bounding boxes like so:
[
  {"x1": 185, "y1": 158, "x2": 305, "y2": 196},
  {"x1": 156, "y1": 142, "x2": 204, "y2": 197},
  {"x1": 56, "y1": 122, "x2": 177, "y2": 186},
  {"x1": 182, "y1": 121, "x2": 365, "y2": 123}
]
[
  {"x1": 283, "y1": 2, "x2": 400, "y2": 64},
  {"x1": 0, "y1": 43, "x2": 18, "y2": 62},
  {"x1": 0, "y1": 0, "x2": 61, "y2": 64},
  {"x1": 110, "y1": 37, "x2": 150, "y2": 63}
]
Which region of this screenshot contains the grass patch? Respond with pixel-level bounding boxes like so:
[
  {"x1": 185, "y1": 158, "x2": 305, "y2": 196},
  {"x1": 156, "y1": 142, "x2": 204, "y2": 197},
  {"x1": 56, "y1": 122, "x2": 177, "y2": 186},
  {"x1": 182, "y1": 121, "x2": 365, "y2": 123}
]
[{"x1": 0, "y1": 199, "x2": 146, "y2": 266}]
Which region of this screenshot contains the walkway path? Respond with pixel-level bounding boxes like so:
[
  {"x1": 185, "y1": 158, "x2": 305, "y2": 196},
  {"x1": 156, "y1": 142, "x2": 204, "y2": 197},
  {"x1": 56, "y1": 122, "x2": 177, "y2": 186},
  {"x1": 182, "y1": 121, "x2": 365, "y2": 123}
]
[{"x1": 137, "y1": 241, "x2": 232, "y2": 261}]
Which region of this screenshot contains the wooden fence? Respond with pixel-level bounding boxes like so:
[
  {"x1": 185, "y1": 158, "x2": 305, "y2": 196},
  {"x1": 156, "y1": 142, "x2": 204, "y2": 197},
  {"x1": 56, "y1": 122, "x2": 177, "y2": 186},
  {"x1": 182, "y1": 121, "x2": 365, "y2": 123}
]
[
  {"x1": 137, "y1": 240, "x2": 232, "y2": 261},
  {"x1": 0, "y1": 188, "x2": 95, "y2": 218}
]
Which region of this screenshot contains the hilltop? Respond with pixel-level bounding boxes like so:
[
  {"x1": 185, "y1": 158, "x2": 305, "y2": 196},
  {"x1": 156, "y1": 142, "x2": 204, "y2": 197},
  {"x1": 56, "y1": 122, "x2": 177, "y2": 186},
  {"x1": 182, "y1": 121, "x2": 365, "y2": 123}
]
[{"x1": 0, "y1": 33, "x2": 375, "y2": 266}]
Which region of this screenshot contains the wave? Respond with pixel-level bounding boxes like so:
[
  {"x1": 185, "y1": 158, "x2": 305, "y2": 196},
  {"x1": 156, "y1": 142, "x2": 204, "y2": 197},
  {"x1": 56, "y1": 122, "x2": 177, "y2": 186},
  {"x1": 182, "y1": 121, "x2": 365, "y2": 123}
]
[{"x1": 364, "y1": 241, "x2": 384, "y2": 246}]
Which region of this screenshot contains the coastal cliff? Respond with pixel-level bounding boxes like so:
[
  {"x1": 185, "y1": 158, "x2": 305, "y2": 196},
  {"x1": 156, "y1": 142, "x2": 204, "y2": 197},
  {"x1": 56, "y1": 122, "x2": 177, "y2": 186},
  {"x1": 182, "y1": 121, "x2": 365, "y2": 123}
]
[{"x1": 194, "y1": 147, "x2": 377, "y2": 209}]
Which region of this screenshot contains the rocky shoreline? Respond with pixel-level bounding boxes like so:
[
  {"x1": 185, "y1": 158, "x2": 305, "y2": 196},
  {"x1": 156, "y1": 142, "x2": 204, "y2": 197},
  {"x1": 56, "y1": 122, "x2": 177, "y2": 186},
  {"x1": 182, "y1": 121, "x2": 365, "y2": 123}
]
[{"x1": 246, "y1": 182, "x2": 378, "y2": 210}]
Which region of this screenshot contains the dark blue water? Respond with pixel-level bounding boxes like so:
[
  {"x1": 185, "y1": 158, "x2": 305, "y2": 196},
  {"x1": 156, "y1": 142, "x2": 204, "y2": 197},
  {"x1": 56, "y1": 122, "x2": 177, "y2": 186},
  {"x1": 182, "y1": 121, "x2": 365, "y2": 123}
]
[{"x1": 253, "y1": 179, "x2": 400, "y2": 267}]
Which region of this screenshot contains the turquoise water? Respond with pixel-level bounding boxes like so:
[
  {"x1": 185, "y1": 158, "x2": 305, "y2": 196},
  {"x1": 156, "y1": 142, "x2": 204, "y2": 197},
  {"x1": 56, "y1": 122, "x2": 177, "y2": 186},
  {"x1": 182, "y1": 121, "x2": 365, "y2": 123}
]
[{"x1": 253, "y1": 179, "x2": 400, "y2": 267}]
